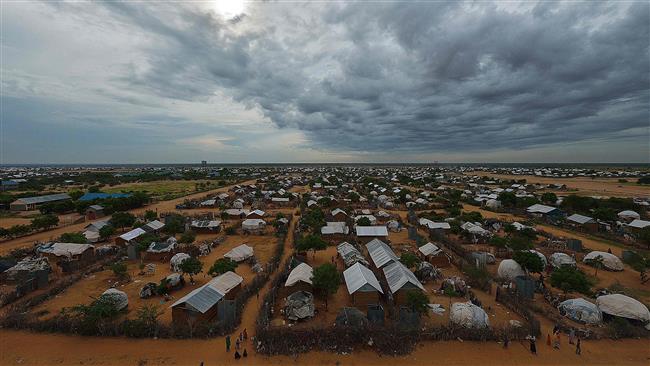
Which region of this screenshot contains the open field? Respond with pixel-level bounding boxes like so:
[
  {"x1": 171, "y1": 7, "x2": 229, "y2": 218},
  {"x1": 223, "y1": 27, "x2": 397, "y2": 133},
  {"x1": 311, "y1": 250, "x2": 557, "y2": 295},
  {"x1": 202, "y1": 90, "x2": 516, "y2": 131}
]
[
  {"x1": 464, "y1": 171, "x2": 650, "y2": 197},
  {"x1": 104, "y1": 180, "x2": 219, "y2": 199}
]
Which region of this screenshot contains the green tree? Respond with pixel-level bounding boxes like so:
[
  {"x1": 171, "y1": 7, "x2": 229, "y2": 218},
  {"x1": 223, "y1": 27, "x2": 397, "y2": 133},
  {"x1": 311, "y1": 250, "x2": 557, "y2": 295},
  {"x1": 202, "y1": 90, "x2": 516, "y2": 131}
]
[
  {"x1": 512, "y1": 251, "x2": 544, "y2": 274},
  {"x1": 144, "y1": 210, "x2": 158, "y2": 221},
  {"x1": 163, "y1": 215, "x2": 184, "y2": 235},
  {"x1": 179, "y1": 230, "x2": 196, "y2": 244},
  {"x1": 111, "y1": 261, "x2": 129, "y2": 280},
  {"x1": 400, "y1": 252, "x2": 420, "y2": 269},
  {"x1": 0, "y1": 227, "x2": 9, "y2": 239},
  {"x1": 179, "y1": 257, "x2": 203, "y2": 283},
  {"x1": 220, "y1": 211, "x2": 230, "y2": 221},
  {"x1": 638, "y1": 227, "x2": 650, "y2": 249},
  {"x1": 312, "y1": 263, "x2": 340, "y2": 310},
  {"x1": 110, "y1": 211, "x2": 136, "y2": 231},
  {"x1": 406, "y1": 290, "x2": 429, "y2": 316},
  {"x1": 347, "y1": 192, "x2": 360, "y2": 203},
  {"x1": 208, "y1": 258, "x2": 238, "y2": 276},
  {"x1": 59, "y1": 232, "x2": 87, "y2": 244},
  {"x1": 585, "y1": 254, "x2": 605, "y2": 278},
  {"x1": 356, "y1": 217, "x2": 372, "y2": 226},
  {"x1": 498, "y1": 192, "x2": 517, "y2": 207},
  {"x1": 296, "y1": 234, "x2": 327, "y2": 253},
  {"x1": 8, "y1": 225, "x2": 31, "y2": 238},
  {"x1": 540, "y1": 192, "x2": 557, "y2": 205},
  {"x1": 68, "y1": 190, "x2": 84, "y2": 200},
  {"x1": 550, "y1": 267, "x2": 593, "y2": 294},
  {"x1": 99, "y1": 225, "x2": 115, "y2": 240},
  {"x1": 31, "y1": 214, "x2": 59, "y2": 230}
]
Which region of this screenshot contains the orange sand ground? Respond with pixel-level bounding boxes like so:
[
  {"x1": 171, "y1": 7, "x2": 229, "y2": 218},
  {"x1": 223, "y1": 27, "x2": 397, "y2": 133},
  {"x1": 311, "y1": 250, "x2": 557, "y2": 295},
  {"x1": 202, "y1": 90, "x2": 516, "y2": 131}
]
[{"x1": 463, "y1": 172, "x2": 650, "y2": 198}]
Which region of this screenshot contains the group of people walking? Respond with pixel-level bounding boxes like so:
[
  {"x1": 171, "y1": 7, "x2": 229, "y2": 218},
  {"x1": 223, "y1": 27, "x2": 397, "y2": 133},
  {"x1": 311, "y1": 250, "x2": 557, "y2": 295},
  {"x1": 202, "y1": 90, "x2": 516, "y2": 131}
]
[{"x1": 226, "y1": 328, "x2": 249, "y2": 360}]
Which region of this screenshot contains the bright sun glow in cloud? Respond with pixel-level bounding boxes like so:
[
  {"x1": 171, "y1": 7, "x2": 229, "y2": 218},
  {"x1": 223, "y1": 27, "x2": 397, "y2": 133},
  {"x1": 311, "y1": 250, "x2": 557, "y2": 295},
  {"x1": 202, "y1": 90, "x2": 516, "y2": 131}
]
[{"x1": 214, "y1": 0, "x2": 246, "y2": 18}]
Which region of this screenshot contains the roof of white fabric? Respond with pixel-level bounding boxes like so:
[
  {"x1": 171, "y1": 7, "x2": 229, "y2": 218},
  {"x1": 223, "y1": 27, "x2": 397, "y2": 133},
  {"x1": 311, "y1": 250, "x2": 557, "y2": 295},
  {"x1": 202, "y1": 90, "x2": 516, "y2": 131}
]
[
  {"x1": 383, "y1": 261, "x2": 425, "y2": 294},
  {"x1": 343, "y1": 262, "x2": 383, "y2": 294},
  {"x1": 628, "y1": 219, "x2": 650, "y2": 229},
  {"x1": 366, "y1": 239, "x2": 398, "y2": 268},
  {"x1": 356, "y1": 226, "x2": 388, "y2": 237},
  {"x1": 224, "y1": 244, "x2": 254, "y2": 262},
  {"x1": 285, "y1": 263, "x2": 313, "y2": 287},
  {"x1": 38, "y1": 242, "x2": 94, "y2": 257}
]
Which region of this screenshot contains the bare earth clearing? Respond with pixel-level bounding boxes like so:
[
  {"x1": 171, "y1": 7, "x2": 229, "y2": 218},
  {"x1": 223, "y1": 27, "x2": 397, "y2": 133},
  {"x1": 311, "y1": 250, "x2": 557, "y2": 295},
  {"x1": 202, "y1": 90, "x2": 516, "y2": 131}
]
[{"x1": 464, "y1": 171, "x2": 650, "y2": 197}]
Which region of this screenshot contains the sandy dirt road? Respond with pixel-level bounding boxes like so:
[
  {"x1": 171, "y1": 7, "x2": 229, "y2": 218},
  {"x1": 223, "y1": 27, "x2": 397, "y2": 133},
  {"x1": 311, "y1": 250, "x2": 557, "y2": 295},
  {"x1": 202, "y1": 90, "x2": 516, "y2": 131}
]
[{"x1": 0, "y1": 180, "x2": 256, "y2": 255}]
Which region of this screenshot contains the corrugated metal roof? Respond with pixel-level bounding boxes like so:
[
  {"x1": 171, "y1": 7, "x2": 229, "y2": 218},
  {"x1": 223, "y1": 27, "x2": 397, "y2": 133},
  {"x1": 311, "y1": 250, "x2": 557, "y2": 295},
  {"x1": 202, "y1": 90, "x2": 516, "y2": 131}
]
[
  {"x1": 171, "y1": 271, "x2": 242, "y2": 313},
  {"x1": 383, "y1": 261, "x2": 425, "y2": 294},
  {"x1": 285, "y1": 263, "x2": 313, "y2": 287},
  {"x1": 365, "y1": 239, "x2": 398, "y2": 268},
  {"x1": 527, "y1": 204, "x2": 557, "y2": 214},
  {"x1": 119, "y1": 227, "x2": 146, "y2": 241},
  {"x1": 628, "y1": 219, "x2": 650, "y2": 229},
  {"x1": 418, "y1": 242, "x2": 442, "y2": 256},
  {"x1": 13, "y1": 193, "x2": 71, "y2": 205},
  {"x1": 567, "y1": 214, "x2": 594, "y2": 225},
  {"x1": 356, "y1": 226, "x2": 388, "y2": 237},
  {"x1": 144, "y1": 220, "x2": 165, "y2": 231},
  {"x1": 337, "y1": 242, "x2": 358, "y2": 257},
  {"x1": 343, "y1": 262, "x2": 383, "y2": 294},
  {"x1": 78, "y1": 193, "x2": 131, "y2": 202}
]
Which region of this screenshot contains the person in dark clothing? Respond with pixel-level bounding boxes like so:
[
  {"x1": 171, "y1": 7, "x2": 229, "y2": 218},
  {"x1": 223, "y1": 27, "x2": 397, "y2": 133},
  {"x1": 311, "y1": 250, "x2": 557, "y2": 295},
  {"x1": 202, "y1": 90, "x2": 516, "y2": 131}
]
[
  {"x1": 530, "y1": 338, "x2": 537, "y2": 355},
  {"x1": 234, "y1": 351, "x2": 241, "y2": 360},
  {"x1": 576, "y1": 338, "x2": 581, "y2": 355},
  {"x1": 226, "y1": 335, "x2": 231, "y2": 352},
  {"x1": 243, "y1": 349, "x2": 248, "y2": 358},
  {"x1": 243, "y1": 328, "x2": 248, "y2": 340},
  {"x1": 503, "y1": 334, "x2": 509, "y2": 349}
]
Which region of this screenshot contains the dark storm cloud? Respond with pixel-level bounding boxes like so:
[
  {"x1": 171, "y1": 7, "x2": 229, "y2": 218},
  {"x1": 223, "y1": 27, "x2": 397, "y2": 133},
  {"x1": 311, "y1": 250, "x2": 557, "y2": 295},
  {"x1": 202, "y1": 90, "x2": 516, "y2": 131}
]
[{"x1": 5, "y1": 1, "x2": 650, "y2": 162}]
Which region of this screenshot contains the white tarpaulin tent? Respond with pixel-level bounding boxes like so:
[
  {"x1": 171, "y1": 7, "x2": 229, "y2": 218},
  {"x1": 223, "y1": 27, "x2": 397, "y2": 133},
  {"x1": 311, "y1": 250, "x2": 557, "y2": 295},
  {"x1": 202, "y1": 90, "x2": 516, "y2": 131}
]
[
  {"x1": 450, "y1": 302, "x2": 490, "y2": 328},
  {"x1": 224, "y1": 244, "x2": 254, "y2": 262},
  {"x1": 596, "y1": 294, "x2": 650, "y2": 322},
  {"x1": 558, "y1": 298, "x2": 602, "y2": 324},
  {"x1": 100, "y1": 288, "x2": 128, "y2": 311},
  {"x1": 170, "y1": 253, "x2": 190, "y2": 272},
  {"x1": 285, "y1": 263, "x2": 313, "y2": 287},
  {"x1": 549, "y1": 253, "x2": 577, "y2": 268},
  {"x1": 583, "y1": 251, "x2": 624, "y2": 271},
  {"x1": 497, "y1": 259, "x2": 525, "y2": 281}
]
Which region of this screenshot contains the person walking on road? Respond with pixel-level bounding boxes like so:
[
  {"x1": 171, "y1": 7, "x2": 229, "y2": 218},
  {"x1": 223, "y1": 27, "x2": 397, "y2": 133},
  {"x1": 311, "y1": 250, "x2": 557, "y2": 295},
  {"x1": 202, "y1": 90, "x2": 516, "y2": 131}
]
[
  {"x1": 226, "y1": 335, "x2": 231, "y2": 352},
  {"x1": 576, "y1": 338, "x2": 581, "y2": 355}
]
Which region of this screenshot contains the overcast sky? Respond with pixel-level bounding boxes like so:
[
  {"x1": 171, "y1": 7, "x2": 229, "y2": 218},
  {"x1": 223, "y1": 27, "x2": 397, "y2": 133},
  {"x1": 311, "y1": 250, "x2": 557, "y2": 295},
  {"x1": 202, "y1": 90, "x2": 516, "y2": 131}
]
[{"x1": 1, "y1": 1, "x2": 648, "y2": 164}]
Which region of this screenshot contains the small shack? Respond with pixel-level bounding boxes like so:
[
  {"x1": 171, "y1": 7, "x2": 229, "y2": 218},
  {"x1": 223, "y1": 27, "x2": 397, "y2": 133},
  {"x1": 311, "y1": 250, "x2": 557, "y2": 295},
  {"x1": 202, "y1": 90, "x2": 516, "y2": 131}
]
[
  {"x1": 365, "y1": 238, "x2": 399, "y2": 270},
  {"x1": 356, "y1": 226, "x2": 389, "y2": 244},
  {"x1": 284, "y1": 262, "x2": 313, "y2": 295},
  {"x1": 171, "y1": 271, "x2": 243, "y2": 326},
  {"x1": 417, "y1": 242, "x2": 450, "y2": 268},
  {"x1": 383, "y1": 261, "x2": 425, "y2": 305},
  {"x1": 224, "y1": 244, "x2": 254, "y2": 262},
  {"x1": 343, "y1": 262, "x2": 383, "y2": 308}
]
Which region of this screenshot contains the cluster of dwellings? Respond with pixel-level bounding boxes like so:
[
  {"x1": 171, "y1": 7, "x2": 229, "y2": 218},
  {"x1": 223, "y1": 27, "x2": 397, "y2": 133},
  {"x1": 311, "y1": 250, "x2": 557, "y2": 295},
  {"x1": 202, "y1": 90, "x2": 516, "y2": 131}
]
[{"x1": 281, "y1": 238, "x2": 432, "y2": 322}]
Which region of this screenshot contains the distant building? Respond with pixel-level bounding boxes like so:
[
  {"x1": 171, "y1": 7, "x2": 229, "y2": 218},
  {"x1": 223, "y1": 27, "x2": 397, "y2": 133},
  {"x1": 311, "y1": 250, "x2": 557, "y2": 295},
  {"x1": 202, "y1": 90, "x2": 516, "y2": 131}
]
[
  {"x1": 10, "y1": 193, "x2": 71, "y2": 211},
  {"x1": 85, "y1": 205, "x2": 105, "y2": 220},
  {"x1": 78, "y1": 192, "x2": 132, "y2": 201}
]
